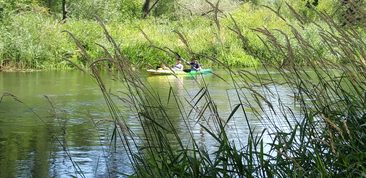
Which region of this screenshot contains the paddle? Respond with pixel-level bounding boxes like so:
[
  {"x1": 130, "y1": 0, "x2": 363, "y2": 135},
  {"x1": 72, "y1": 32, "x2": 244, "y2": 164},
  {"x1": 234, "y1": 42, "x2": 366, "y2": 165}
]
[{"x1": 183, "y1": 69, "x2": 191, "y2": 73}]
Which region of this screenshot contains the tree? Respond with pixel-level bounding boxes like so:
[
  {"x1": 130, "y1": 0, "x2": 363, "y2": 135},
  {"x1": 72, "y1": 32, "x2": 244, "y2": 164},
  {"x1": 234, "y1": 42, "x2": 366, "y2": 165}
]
[
  {"x1": 142, "y1": 0, "x2": 150, "y2": 18},
  {"x1": 61, "y1": 0, "x2": 67, "y2": 21},
  {"x1": 142, "y1": 0, "x2": 161, "y2": 18},
  {"x1": 38, "y1": 0, "x2": 68, "y2": 21}
]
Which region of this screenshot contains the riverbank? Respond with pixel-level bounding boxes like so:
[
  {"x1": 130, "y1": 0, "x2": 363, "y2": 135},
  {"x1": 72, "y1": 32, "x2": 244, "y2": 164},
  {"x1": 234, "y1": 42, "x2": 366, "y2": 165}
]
[{"x1": 0, "y1": 1, "x2": 352, "y2": 71}]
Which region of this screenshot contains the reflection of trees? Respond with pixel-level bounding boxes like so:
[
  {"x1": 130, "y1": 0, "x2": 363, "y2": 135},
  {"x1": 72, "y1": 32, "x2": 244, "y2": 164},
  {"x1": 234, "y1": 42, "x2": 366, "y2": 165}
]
[
  {"x1": 0, "y1": 71, "x2": 104, "y2": 177},
  {"x1": 28, "y1": 127, "x2": 52, "y2": 177},
  {"x1": 0, "y1": 108, "x2": 53, "y2": 177},
  {"x1": 0, "y1": 134, "x2": 17, "y2": 178}
]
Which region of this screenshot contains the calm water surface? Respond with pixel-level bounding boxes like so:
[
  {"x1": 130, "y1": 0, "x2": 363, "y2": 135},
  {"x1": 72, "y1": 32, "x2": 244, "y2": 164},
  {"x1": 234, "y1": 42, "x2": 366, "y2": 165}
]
[{"x1": 0, "y1": 70, "x2": 299, "y2": 177}]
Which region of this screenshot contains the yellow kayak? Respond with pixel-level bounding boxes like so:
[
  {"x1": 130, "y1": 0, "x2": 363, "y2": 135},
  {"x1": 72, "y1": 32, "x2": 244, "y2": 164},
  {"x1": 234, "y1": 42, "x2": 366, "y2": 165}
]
[{"x1": 147, "y1": 69, "x2": 212, "y2": 75}]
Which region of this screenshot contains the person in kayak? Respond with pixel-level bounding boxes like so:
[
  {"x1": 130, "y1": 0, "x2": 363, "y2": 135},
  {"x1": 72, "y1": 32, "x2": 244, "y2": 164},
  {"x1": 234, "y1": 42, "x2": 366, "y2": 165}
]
[
  {"x1": 189, "y1": 59, "x2": 201, "y2": 71},
  {"x1": 172, "y1": 59, "x2": 184, "y2": 71},
  {"x1": 156, "y1": 62, "x2": 169, "y2": 70}
]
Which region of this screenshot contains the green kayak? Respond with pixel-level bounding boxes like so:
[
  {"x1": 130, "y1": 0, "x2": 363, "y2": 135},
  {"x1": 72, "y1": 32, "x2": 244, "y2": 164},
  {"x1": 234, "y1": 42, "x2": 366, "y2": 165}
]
[{"x1": 147, "y1": 69, "x2": 212, "y2": 75}]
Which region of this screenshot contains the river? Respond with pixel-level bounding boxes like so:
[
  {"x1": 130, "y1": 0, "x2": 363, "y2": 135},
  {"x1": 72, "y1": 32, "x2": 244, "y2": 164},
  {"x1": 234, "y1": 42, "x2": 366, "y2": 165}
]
[{"x1": 0, "y1": 70, "x2": 299, "y2": 177}]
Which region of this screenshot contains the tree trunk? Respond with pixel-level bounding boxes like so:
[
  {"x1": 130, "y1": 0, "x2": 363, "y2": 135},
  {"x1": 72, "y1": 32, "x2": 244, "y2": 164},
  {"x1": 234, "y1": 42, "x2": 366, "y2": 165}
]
[
  {"x1": 142, "y1": 0, "x2": 150, "y2": 18},
  {"x1": 62, "y1": 0, "x2": 67, "y2": 21},
  {"x1": 142, "y1": 0, "x2": 161, "y2": 18}
]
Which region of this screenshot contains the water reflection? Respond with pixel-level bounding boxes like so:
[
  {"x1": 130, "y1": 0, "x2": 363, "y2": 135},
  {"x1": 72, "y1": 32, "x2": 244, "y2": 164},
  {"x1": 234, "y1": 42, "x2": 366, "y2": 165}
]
[{"x1": 0, "y1": 70, "x2": 299, "y2": 177}]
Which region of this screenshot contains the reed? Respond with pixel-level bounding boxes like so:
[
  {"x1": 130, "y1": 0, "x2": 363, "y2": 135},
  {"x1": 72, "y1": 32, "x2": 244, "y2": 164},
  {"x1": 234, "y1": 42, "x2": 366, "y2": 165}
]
[{"x1": 65, "y1": 4, "x2": 366, "y2": 177}]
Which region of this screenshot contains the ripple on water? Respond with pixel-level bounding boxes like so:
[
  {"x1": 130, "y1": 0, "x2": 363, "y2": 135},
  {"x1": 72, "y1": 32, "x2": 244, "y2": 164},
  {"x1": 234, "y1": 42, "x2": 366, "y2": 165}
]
[{"x1": 49, "y1": 146, "x2": 134, "y2": 177}]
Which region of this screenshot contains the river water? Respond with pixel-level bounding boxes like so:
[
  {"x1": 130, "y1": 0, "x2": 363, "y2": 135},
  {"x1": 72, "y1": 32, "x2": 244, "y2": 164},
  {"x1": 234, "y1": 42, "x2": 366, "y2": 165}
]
[{"x1": 0, "y1": 70, "x2": 299, "y2": 177}]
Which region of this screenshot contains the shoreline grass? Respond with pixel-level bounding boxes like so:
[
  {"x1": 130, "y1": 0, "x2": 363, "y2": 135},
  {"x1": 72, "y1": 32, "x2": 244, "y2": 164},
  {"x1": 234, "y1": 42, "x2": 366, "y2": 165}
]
[
  {"x1": 61, "y1": 4, "x2": 366, "y2": 176},
  {"x1": 1, "y1": 1, "x2": 359, "y2": 71}
]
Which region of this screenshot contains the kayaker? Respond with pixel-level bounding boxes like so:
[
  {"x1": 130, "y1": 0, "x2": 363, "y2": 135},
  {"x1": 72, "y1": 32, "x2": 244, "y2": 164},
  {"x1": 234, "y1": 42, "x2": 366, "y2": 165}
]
[
  {"x1": 172, "y1": 59, "x2": 184, "y2": 71},
  {"x1": 156, "y1": 63, "x2": 169, "y2": 70},
  {"x1": 189, "y1": 59, "x2": 201, "y2": 71}
]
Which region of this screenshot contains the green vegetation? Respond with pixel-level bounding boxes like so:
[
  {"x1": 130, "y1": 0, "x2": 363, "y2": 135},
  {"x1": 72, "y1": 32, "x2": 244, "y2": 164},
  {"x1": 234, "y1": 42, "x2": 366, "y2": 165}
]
[
  {"x1": 1, "y1": 0, "x2": 366, "y2": 177},
  {"x1": 1, "y1": 0, "x2": 364, "y2": 70},
  {"x1": 64, "y1": 4, "x2": 366, "y2": 175}
]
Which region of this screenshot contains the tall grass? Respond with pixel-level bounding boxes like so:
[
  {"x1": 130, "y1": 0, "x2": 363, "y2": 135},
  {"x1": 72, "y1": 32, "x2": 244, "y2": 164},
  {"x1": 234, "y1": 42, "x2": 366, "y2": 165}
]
[
  {"x1": 3, "y1": 2, "x2": 351, "y2": 70},
  {"x1": 63, "y1": 3, "x2": 366, "y2": 176}
]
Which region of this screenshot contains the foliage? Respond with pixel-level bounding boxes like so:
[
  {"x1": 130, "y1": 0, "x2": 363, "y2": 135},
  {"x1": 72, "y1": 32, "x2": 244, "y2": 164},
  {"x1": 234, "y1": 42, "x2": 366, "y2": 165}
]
[
  {"x1": 0, "y1": 0, "x2": 365, "y2": 70},
  {"x1": 67, "y1": 0, "x2": 142, "y2": 21},
  {"x1": 62, "y1": 5, "x2": 366, "y2": 175},
  {"x1": 0, "y1": 12, "x2": 69, "y2": 69},
  {"x1": 153, "y1": 0, "x2": 176, "y2": 17}
]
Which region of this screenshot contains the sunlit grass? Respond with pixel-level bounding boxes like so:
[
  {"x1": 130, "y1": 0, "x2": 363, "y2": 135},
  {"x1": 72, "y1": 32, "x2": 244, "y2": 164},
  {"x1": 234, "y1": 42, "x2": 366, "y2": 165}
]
[
  {"x1": 2, "y1": 2, "x2": 347, "y2": 70},
  {"x1": 62, "y1": 4, "x2": 366, "y2": 176}
]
